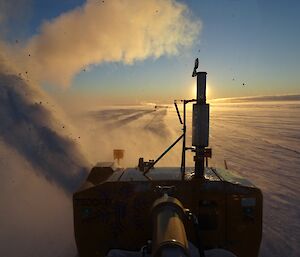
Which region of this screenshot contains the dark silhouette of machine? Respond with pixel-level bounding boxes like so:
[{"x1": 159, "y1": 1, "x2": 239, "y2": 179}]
[{"x1": 73, "y1": 59, "x2": 262, "y2": 257}]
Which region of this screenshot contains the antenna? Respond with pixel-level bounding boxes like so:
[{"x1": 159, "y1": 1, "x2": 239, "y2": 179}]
[{"x1": 192, "y1": 58, "x2": 199, "y2": 77}]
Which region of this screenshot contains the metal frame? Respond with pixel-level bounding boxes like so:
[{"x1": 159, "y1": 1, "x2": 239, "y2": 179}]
[
  {"x1": 143, "y1": 99, "x2": 197, "y2": 180},
  {"x1": 143, "y1": 59, "x2": 209, "y2": 180}
]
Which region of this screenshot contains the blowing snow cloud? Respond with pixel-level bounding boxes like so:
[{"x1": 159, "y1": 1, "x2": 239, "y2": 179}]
[
  {"x1": 0, "y1": 71, "x2": 88, "y2": 192},
  {"x1": 7, "y1": 0, "x2": 200, "y2": 87}
]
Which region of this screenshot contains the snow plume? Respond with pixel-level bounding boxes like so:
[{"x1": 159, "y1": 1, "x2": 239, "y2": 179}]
[
  {"x1": 0, "y1": 141, "x2": 77, "y2": 257},
  {"x1": 8, "y1": 0, "x2": 200, "y2": 87},
  {"x1": 0, "y1": 66, "x2": 88, "y2": 193},
  {"x1": 0, "y1": 56, "x2": 88, "y2": 256}
]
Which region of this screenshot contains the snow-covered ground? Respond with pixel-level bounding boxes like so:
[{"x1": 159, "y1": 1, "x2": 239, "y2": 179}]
[
  {"x1": 1, "y1": 92, "x2": 299, "y2": 256},
  {"x1": 81, "y1": 101, "x2": 300, "y2": 256},
  {"x1": 209, "y1": 102, "x2": 300, "y2": 257}
]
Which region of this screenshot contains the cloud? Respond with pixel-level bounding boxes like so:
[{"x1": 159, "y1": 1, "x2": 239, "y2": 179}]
[{"x1": 7, "y1": 0, "x2": 200, "y2": 87}]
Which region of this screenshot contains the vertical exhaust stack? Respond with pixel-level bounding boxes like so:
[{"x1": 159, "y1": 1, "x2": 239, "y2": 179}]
[{"x1": 192, "y1": 60, "x2": 209, "y2": 178}]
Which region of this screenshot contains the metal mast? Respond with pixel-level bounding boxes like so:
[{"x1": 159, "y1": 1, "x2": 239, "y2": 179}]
[{"x1": 192, "y1": 60, "x2": 209, "y2": 178}]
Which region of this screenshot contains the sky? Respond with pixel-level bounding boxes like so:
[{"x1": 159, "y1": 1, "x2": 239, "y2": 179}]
[{"x1": 1, "y1": 0, "x2": 299, "y2": 103}]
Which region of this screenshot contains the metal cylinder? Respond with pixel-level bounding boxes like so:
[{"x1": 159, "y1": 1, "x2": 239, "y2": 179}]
[
  {"x1": 192, "y1": 104, "x2": 209, "y2": 147},
  {"x1": 151, "y1": 195, "x2": 189, "y2": 257},
  {"x1": 196, "y1": 72, "x2": 207, "y2": 104}
]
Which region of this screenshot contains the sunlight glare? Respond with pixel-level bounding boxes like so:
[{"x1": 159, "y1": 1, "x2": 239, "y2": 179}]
[{"x1": 191, "y1": 82, "x2": 212, "y2": 99}]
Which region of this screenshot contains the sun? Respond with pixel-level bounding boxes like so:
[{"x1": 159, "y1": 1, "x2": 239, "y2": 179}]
[{"x1": 191, "y1": 82, "x2": 212, "y2": 99}]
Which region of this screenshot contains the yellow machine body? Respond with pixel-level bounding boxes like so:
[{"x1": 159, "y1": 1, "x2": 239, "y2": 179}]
[{"x1": 73, "y1": 164, "x2": 262, "y2": 257}]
